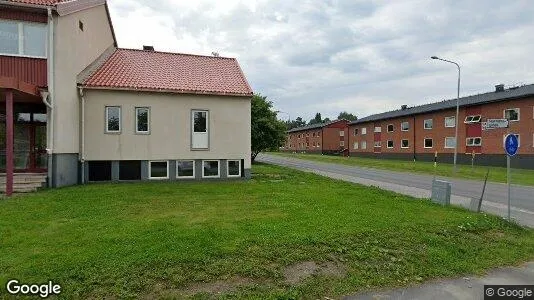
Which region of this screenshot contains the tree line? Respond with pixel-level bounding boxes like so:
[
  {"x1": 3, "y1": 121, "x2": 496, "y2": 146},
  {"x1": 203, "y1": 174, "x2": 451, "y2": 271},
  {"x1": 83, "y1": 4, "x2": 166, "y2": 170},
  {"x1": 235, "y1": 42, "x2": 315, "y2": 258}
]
[
  {"x1": 251, "y1": 93, "x2": 358, "y2": 161},
  {"x1": 284, "y1": 111, "x2": 357, "y2": 130}
]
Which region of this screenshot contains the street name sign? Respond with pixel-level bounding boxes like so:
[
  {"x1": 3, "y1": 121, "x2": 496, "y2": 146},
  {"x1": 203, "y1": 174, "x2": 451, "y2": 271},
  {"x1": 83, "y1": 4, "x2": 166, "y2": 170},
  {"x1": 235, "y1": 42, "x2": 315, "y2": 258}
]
[{"x1": 483, "y1": 119, "x2": 509, "y2": 130}]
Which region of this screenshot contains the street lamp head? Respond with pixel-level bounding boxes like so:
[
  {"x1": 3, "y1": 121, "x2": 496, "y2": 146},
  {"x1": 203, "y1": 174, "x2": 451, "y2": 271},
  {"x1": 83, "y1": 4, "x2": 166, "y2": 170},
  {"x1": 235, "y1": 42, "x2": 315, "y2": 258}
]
[{"x1": 431, "y1": 56, "x2": 439, "y2": 60}]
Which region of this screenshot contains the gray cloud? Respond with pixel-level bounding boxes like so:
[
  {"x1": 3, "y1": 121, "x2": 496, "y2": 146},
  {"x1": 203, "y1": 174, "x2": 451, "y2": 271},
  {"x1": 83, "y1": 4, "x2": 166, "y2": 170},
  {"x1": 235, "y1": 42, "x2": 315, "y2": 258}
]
[{"x1": 108, "y1": 0, "x2": 534, "y2": 122}]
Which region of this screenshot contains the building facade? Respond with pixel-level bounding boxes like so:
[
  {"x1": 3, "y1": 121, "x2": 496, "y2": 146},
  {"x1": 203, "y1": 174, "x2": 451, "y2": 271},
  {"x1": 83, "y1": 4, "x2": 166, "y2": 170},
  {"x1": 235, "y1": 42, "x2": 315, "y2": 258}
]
[
  {"x1": 284, "y1": 120, "x2": 350, "y2": 155},
  {"x1": 349, "y1": 85, "x2": 534, "y2": 169},
  {"x1": 0, "y1": 0, "x2": 252, "y2": 194}
]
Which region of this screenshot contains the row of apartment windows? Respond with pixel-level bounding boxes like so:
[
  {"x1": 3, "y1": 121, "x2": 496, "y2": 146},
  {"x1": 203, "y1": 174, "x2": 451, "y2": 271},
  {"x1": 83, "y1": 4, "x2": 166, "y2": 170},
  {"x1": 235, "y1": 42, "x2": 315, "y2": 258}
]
[
  {"x1": 0, "y1": 20, "x2": 47, "y2": 58},
  {"x1": 88, "y1": 160, "x2": 242, "y2": 182},
  {"x1": 295, "y1": 131, "x2": 321, "y2": 139},
  {"x1": 353, "y1": 134, "x2": 524, "y2": 150},
  {"x1": 292, "y1": 142, "x2": 322, "y2": 148},
  {"x1": 352, "y1": 108, "x2": 523, "y2": 136}
]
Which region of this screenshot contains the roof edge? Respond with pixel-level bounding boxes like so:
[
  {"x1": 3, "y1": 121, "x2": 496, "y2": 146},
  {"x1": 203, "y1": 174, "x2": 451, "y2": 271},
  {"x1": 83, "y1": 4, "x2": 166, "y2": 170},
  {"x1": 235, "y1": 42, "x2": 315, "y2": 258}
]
[
  {"x1": 116, "y1": 47, "x2": 238, "y2": 60},
  {"x1": 0, "y1": 0, "x2": 52, "y2": 10},
  {"x1": 78, "y1": 85, "x2": 254, "y2": 97},
  {"x1": 77, "y1": 44, "x2": 116, "y2": 84},
  {"x1": 287, "y1": 119, "x2": 349, "y2": 133}
]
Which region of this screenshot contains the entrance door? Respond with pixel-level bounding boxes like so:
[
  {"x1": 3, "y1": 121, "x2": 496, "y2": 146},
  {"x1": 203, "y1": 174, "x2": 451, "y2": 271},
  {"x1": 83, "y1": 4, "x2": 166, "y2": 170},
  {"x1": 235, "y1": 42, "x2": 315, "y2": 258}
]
[{"x1": 0, "y1": 112, "x2": 47, "y2": 173}]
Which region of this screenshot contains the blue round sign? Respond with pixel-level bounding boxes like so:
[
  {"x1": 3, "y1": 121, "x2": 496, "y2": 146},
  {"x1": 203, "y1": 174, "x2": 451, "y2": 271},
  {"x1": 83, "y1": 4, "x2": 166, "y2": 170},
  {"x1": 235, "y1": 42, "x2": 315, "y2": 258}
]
[{"x1": 504, "y1": 134, "x2": 519, "y2": 156}]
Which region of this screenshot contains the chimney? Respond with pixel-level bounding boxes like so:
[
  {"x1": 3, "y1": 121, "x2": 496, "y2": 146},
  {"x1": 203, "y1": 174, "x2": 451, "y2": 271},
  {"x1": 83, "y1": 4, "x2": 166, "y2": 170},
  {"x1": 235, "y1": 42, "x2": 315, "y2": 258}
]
[
  {"x1": 401, "y1": 105, "x2": 408, "y2": 110},
  {"x1": 143, "y1": 45, "x2": 155, "y2": 51},
  {"x1": 495, "y1": 84, "x2": 505, "y2": 92}
]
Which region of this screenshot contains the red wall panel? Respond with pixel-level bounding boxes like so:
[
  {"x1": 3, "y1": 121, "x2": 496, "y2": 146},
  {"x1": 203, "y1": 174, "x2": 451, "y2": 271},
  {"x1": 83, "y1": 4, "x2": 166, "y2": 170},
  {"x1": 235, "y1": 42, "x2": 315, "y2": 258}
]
[{"x1": 0, "y1": 56, "x2": 47, "y2": 87}]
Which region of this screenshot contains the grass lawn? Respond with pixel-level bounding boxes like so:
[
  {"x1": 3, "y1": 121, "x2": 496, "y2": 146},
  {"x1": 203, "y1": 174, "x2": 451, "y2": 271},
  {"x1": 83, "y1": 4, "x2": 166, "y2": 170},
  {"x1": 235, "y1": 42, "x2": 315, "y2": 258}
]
[
  {"x1": 270, "y1": 152, "x2": 534, "y2": 186},
  {"x1": 1, "y1": 163, "x2": 533, "y2": 299}
]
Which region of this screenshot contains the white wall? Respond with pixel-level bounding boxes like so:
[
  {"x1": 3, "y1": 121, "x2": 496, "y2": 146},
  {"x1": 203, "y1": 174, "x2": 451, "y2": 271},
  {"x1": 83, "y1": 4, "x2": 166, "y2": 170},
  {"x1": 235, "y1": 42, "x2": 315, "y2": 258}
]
[
  {"x1": 53, "y1": 4, "x2": 115, "y2": 154},
  {"x1": 83, "y1": 90, "x2": 252, "y2": 169}
]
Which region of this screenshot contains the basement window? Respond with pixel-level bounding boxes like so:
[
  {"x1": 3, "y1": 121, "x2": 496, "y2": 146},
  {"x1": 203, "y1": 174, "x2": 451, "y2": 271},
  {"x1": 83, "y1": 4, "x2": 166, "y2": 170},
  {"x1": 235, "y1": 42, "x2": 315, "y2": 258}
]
[
  {"x1": 202, "y1": 160, "x2": 220, "y2": 178},
  {"x1": 464, "y1": 115, "x2": 481, "y2": 124},
  {"x1": 119, "y1": 161, "x2": 141, "y2": 181},
  {"x1": 227, "y1": 160, "x2": 241, "y2": 178},
  {"x1": 177, "y1": 160, "x2": 195, "y2": 179},
  {"x1": 466, "y1": 137, "x2": 482, "y2": 147},
  {"x1": 88, "y1": 161, "x2": 112, "y2": 182},
  {"x1": 149, "y1": 161, "x2": 169, "y2": 179}
]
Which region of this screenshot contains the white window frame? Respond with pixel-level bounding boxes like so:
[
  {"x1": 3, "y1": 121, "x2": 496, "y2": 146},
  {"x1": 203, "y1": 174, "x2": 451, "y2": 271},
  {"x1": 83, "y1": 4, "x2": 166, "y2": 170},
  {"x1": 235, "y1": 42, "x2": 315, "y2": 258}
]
[
  {"x1": 176, "y1": 160, "x2": 195, "y2": 179},
  {"x1": 227, "y1": 160, "x2": 242, "y2": 178},
  {"x1": 387, "y1": 140, "x2": 394, "y2": 148},
  {"x1": 0, "y1": 20, "x2": 48, "y2": 59},
  {"x1": 503, "y1": 134, "x2": 520, "y2": 147},
  {"x1": 353, "y1": 142, "x2": 359, "y2": 150},
  {"x1": 424, "y1": 119, "x2": 433, "y2": 130},
  {"x1": 149, "y1": 161, "x2": 169, "y2": 180},
  {"x1": 401, "y1": 139, "x2": 409, "y2": 149},
  {"x1": 504, "y1": 108, "x2": 520, "y2": 122},
  {"x1": 340, "y1": 141, "x2": 345, "y2": 147},
  {"x1": 424, "y1": 138, "x2": 433, "y2": 149},
  {"x1": 374, "y1": 126, "x2": 382, "y2": 133},
  {"x1": 374, "y1": 141, "x2": 381, "y2": 148},
  {"x1": 387, "y1": 124, "x2": 394, "y2": 133},
  {"x1": 105, "y1": 106, "x2": 121, "y2": 133},
  {"x1": 464, "y1": 115, "x2": 481, "y2": 124},
  {"x1": 466, "y1": 137, "x2": 482, "y2": 147},
  {"x1": 444, "y1": 137, "x2": 456, "y2": 149},
  {"x1": 353, "y1": 128, "x2": 358, "y2": 136},
  {"x1": 202, "y1": 160, "x2": 220, "y2": 178},
  {"x1": 401, "y1": 122, "x2": 409, "y2": 131},
  {"x1": 339, "y1": 130, "x2": 345, "y2": 137},
  {"x1": 191, "y1": 110, "x2": 209, "y2": 150},
  {"x1": 135, "y1": 107, "x2": 150, "y2": 134},
  {"x1": 445, "y1": 116, "x2": 456, "y2": 127},
  {"x1": 361, "y1": 141, "x2": 367, "y2": 150},
  {"x1": 361, "y1": 128, "x2": 367, "y2": 135}
]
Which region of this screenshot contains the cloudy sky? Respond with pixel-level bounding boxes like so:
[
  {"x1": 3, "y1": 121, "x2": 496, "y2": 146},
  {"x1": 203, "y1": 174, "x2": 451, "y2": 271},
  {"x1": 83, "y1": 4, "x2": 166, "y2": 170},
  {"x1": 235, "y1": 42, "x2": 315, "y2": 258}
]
[{"x1": 108, "y1": 0, "x2": 534, "y2": 122}]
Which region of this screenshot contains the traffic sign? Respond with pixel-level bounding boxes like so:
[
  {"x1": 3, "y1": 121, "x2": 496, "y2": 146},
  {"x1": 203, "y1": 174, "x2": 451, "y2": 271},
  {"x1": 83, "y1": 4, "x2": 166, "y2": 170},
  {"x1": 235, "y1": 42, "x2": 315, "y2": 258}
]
[
  {"x1": 484, "y1": 119, "x2": 509, "y2": 130},
  {"x1": 504, "y1": 134, "x2": 519, "y2": 156}
]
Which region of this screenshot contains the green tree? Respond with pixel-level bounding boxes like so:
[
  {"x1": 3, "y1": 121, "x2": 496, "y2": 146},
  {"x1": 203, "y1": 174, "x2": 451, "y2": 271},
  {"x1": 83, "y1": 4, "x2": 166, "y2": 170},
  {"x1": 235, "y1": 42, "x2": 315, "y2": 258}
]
[
  {"x1": 337, "y1": 111, "x2": 358, "y2": 121},
  {"x1": 308, "y1": 113, "x2": 323, "y2": 125},
  {"x1": 251, "y1": 94, "x2": 286, "y2": 162},
  {"x1": 286, "y1": 117, "x2": 306, "y2": 130}
]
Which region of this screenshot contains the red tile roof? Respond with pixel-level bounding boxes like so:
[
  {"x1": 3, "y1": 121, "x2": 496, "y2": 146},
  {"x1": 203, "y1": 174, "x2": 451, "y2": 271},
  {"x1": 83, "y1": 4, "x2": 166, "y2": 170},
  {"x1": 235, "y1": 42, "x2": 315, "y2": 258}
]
[
  {"x1": 81, "y1": 48, "x2": 253, "y2": 97},
  {"x1": 3, "y1": 0, "x2": 68, "y2": 5}
]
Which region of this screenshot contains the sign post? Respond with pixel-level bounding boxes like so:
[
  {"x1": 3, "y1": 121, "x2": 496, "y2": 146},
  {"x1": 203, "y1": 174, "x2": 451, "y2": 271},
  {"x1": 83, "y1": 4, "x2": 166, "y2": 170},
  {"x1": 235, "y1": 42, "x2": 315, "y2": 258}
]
[{"x1": 504, "y1": 134, "x2": 519, "y2": 221}]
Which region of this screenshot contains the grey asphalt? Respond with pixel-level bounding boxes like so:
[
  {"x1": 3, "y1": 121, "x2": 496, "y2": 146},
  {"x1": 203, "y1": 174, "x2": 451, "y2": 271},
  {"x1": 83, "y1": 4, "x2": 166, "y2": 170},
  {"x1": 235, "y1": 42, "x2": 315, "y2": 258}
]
[
  {"x1": 345, "y1": 262, "x2": 534, "y2": 300},
  {"x1": 257, "y1": 153, "x2": 534, "y2": 227}
]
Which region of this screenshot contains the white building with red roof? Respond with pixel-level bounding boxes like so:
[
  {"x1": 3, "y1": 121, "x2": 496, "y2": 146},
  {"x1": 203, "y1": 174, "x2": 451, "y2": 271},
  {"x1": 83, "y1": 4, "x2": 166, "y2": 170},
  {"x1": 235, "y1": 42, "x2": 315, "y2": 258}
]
[{"x1": 0, "y1": 0, "x2": 253, "y2": 193}]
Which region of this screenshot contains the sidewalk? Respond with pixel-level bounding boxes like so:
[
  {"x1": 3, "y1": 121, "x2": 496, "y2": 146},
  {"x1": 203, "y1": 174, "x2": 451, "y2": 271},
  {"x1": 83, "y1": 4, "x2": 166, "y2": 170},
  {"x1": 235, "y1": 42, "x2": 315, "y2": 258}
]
[{"x1": 345, "y1": 262, "x2": 534, "y2": 299}]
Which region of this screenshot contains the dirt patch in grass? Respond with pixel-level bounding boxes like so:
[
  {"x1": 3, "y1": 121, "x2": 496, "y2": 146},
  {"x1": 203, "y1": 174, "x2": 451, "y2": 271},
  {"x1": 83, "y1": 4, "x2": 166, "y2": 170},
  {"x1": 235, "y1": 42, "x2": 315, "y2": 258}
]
[
  {"x1": 144, "y1": 277, "x2": 261, "y2": 298},
  {"x1": 283, "y1": 261, "x2": 347, "y2": 285}
]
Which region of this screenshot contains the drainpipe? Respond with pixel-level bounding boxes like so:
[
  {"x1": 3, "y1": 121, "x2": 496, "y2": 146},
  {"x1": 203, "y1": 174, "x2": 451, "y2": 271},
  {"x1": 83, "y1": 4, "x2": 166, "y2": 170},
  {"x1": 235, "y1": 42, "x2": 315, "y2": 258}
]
[
  {"x1": 47, "y1": 7, "x2": 55, "y2": 186},
  {"x1": 78, "y1": 87, "x2": 85, "y2": 184},
  {"x1": 413, "y1": 116, "x2": 416, "y2": 162}
]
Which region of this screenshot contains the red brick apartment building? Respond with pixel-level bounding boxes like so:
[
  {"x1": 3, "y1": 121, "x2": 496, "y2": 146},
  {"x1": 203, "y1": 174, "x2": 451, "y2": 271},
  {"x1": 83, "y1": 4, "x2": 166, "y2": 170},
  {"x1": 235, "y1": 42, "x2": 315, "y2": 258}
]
[
  {"x1": 349, "y1": 84, "x2": 534, "y2": 169},
  {"x1": 284, "y1": 120, "x2": 350, "y2": 155}
]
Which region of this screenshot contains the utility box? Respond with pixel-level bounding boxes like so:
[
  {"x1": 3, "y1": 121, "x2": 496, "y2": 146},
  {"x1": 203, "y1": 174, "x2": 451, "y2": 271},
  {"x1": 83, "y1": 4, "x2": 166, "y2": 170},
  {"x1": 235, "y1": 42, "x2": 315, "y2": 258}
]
[{"x1": 431, "y1": 180, "x2": 451, "y2": 206}]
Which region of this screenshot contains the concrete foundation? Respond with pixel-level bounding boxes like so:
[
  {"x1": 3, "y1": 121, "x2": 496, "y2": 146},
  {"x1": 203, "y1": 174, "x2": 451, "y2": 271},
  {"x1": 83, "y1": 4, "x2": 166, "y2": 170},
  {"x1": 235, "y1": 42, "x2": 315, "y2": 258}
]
[{"x1": 51, "y1": 153, "x2": 79, "y2": 187}]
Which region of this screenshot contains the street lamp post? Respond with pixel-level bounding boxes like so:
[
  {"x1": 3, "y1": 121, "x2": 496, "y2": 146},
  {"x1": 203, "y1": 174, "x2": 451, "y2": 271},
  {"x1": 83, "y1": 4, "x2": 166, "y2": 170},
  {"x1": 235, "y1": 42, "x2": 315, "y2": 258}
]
[{"x1": 431, "y1": 56, "x2": 461, "y2": 174}]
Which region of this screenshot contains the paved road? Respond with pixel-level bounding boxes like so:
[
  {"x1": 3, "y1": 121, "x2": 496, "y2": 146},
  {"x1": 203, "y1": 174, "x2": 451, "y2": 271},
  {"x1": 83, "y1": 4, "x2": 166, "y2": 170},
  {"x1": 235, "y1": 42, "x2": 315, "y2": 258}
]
[
  {"x1": 258, "y1": 154, "x2": 534, "y2": 227},
  {"x1": 346, "y1": 262, "x2": 534, "y2": 300}
]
